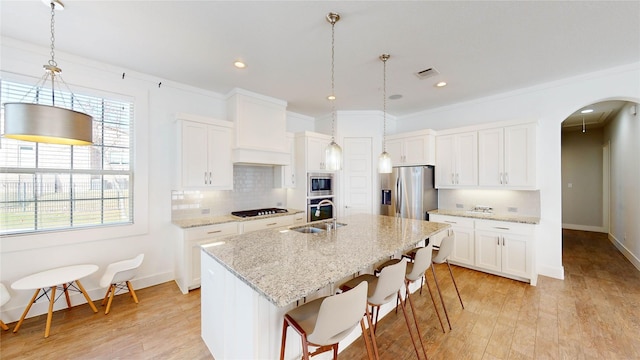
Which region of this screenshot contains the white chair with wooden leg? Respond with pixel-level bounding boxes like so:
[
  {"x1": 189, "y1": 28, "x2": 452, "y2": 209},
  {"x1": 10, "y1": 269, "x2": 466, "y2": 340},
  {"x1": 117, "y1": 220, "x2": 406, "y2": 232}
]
[
  {"x1": 405, "y1": 244, "x2": 447, "y2": 334},
  {"x1": 341, "y1": 260, "x2": 427, "y2": 360},
  {"x1": 279, "y1": 281, "x2": 378, "y2": 360},
  {"x1": 431, "y1": 234, "x2": 464, "y2": 330},
  {"x1": 100, "y1": 254, "x2": 144, "y2": 315},
  {"x1": 0, "y1": 283, "x2": 10, "y2": 331}
]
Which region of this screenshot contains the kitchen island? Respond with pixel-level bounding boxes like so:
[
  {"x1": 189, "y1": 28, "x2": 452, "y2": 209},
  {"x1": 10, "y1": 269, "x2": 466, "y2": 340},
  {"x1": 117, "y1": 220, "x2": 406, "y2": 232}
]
[{"x1": 200, "y1": 213, "x2": 449, "y2": 359}]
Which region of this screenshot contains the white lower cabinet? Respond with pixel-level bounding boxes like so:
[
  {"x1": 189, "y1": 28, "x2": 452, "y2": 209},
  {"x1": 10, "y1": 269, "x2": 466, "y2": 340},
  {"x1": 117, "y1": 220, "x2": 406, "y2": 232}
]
[
  {"x1": 430, "y1": 214, "x2": 535, "y2": 284},
  {"x1": 429, "y1": 215, "x2": 475, "y2": 267},
  {"x1": 475, "y1": 220, "x2": 533, "y2": 280},
  {"x1": 176, "y1": 222, "x2": 238, "y2": 294}
]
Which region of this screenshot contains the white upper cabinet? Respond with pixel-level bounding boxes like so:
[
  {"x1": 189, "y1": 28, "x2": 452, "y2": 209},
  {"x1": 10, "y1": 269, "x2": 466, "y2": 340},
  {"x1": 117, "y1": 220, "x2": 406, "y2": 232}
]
[
  {"x1": 305, "y1": 133, "x2": 332, "y2": 172},
  {"x1": 435, "y1": 132, "x2": 478, "y2": 188},
  {"x1": 386, "y1": 130, "x2": 436, "y2": 166},
  {"x1": 177, "y1": 115, "x2": 233, "y2": 190},
  {"x1": 478, "y1": 123, "x2": 537, "y2": 188},
  {"x1": 226, "y1": 89, "x2": 289, "y2": 165}
]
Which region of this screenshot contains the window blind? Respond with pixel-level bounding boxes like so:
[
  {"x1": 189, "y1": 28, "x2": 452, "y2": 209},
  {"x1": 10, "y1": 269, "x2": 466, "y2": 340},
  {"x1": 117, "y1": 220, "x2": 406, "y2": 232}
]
[{"x1": 0, "y1": 80, "x2": 134, "y2": 235}]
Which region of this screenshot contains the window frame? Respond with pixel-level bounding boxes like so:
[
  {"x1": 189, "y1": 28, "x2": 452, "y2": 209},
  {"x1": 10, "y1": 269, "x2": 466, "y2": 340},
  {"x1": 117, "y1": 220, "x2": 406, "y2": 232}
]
[{"x1": 0, "y1": 68, "x2": 149, "y2": 253}]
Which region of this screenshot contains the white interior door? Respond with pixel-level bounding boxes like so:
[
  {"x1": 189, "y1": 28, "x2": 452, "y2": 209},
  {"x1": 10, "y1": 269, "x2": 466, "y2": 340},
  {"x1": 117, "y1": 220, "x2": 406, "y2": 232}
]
[{"x1": 342, "y1": 137, "x2": 372, "y2": 217}]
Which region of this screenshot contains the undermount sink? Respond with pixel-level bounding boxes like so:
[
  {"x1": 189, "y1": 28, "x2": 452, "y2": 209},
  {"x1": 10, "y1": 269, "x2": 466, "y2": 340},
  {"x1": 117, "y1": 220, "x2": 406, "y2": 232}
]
[
  {"x1": 290, "y1": 221, "x2": 347, "y2": 234},
  {"x1": 291, "y1": 226, "x2": 325, "y2": 234},
  {"x1": 312, "y1": 222, "x2": 347, "y2": 230}
]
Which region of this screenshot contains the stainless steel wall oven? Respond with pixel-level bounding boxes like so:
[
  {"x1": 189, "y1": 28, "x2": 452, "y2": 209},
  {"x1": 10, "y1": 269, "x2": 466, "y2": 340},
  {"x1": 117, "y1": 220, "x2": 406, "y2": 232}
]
[{"x1": 307, "y1": 197, "x2": 334, "y2": 222}]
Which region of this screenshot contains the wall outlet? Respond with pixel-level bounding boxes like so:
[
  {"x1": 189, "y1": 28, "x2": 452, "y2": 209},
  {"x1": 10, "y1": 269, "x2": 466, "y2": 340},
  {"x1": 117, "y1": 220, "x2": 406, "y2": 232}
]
[
  {"x1": 201, "y1": 208, "x2": 210, "y2": 215},
  {"x1": 456, "y1": 203, "x2": 464, "y2": 209},
  {"x1": 508, "y1": 207, "x2": 518, "y2": 213},
  {"x1": 277, "y1": 202, "x2": 283, "y2": 207}
]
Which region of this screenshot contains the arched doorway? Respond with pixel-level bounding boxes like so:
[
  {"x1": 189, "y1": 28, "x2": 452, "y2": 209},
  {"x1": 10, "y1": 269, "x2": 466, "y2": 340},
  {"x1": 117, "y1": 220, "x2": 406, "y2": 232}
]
[{"x1": 560, "y1": 100, "x2": 640, "y2": 269}]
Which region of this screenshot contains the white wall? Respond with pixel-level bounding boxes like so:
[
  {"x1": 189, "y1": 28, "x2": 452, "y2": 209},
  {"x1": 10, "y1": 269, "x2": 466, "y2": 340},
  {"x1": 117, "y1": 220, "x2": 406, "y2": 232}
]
[
  {"x1": 561, "y1": 128, "x2": 604, "y2": 231},
  {"x1": 0, "y1": 38, "x2": 228, "y2": 322},
  {"x1": 398, "y1": 62, "x2": 640, "y2": 280},
  {"x1": 604, "y1": 102, "x2": 640, "y2": 269}
]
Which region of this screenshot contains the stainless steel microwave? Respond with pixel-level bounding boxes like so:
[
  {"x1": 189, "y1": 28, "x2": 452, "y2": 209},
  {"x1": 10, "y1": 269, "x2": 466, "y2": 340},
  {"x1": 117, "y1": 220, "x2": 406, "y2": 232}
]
[{"x1": 307, "y1": 173, "x2": 334, "y2": 197}]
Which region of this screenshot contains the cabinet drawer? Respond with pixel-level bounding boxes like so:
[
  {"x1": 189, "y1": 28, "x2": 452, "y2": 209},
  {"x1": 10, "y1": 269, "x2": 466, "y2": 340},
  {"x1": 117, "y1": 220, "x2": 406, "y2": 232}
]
[
  {"x1": 184, "y1": 222, "x2": 238, "y2": 241},
  {"x1": 429, "y1": 214, "x2": 474, "y2": 229},
  {"x1": 474, "y1": 219, "x2": 533, "y2": 235},
  {"x1": 241, "y1": 216, "x2": 295, "y2": 233}
]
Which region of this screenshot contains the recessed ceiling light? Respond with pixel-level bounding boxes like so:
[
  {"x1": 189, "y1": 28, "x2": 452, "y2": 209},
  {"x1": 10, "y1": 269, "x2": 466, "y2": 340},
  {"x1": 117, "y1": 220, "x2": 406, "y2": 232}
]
[
  {"x1": 389, "y1": 94, "x2": 402, "y2": 100},
  {"x1": 435, "y1": 81, "x2": 447, "y2": 88},
  {"x1": 580, "y1": 108, "x2": 593, "y2": 114},
  {"x1": 234, "y1": 61, "x2": 247, "y2": 69}
]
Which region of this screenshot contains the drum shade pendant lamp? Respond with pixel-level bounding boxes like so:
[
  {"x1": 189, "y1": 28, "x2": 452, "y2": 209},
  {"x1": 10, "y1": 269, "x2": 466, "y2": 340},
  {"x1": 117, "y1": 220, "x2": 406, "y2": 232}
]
[
  {"x1": 324, "y1": 12, "x2": 342, "y2": 171},
  {"x1": 3, "y1": 1, "x2": 93, "y2": 146},
  {"x1": 378, "y1": 54, "x2": 392, "y2": 174}
]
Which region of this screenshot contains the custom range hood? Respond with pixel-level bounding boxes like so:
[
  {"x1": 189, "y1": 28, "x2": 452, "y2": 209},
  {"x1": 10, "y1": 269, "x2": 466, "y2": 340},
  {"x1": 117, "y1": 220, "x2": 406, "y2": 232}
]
[{"x1": 226, "y1": 88, "x2": 290, "y2": 166}]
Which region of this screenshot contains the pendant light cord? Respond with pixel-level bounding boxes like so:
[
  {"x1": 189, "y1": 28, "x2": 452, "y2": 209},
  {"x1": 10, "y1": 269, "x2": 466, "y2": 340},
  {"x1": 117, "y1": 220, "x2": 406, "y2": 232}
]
[
  {"x1": 49, "y1": 2, "x2": 57, "y2": 68},
  {"x1": 383, "y1": 56, "x2": 387, "y2": 152},
  {"x1": 49, "y1": 2, "x2": 57, "y2": 105},
  {"x1": 330, "y1": 17, "x2": 336, "y2": 143}
]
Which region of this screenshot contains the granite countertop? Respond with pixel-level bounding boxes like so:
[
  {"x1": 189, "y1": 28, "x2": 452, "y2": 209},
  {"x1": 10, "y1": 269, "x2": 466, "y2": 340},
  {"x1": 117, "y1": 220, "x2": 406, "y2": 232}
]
[
  {"x1": 172, "y1": 208, "x2": 305, "y2": 229},
  {"x1": 202, "y1": 214, "x2": 450, "y2": 307},
  {"x1": 428, "y1": 209, "x2": 540, "y2": 224}
]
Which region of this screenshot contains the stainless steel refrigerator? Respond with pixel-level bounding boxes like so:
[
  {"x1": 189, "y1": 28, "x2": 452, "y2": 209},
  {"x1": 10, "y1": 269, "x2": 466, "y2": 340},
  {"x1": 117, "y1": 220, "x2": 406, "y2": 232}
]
[{"x1": 380, "y1": 166, "x2": 438, "y2": 220}]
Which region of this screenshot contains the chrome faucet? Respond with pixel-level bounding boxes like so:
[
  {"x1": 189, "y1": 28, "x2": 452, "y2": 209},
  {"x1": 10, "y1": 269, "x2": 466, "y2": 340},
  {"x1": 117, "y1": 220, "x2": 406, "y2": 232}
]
[{"x1": 314, "y1": 199, "x2": 337, "y2": 229}]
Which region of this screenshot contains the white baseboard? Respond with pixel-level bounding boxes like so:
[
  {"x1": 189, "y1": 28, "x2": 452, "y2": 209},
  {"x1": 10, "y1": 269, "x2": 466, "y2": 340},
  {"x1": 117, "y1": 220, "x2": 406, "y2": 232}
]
[
  {"x1": 562, "y1": 223, "x2": 606, "y2": 233},
  {"x1": 537, "y1": 264, "x2": 565, "y2": 280},
  {"x1": 1, "y1": 271, "x2": 174, "y2": 324},
  {"x1": 609, "y1": 234, "x2": 640, "y2": 271}
]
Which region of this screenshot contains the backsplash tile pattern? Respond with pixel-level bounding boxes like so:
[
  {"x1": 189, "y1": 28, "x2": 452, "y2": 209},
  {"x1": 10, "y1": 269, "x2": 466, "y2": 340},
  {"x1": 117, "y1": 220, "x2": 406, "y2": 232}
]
[
  {"x1": 172, "y1": 165, "x2": 287, "y2": 220},
  {"x1": 438, "y1": 189, "x2": 540, "y2": 217}
]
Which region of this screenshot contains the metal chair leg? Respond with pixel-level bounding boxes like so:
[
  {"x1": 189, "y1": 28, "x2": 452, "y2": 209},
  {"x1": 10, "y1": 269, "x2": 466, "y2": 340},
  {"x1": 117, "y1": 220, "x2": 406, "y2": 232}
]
[{"x1": 447, "y1": 260, "x2": 464, "y2": 309}]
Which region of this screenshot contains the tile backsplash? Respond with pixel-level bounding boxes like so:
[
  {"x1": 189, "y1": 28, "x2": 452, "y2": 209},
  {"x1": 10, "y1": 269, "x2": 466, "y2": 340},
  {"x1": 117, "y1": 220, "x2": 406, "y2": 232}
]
[
  {"x1": 172, "y1": 165, "x2": 287, "y2": 220},
  {"x1": 438, "y1": 189, "x2": 540, "y2": 217}
]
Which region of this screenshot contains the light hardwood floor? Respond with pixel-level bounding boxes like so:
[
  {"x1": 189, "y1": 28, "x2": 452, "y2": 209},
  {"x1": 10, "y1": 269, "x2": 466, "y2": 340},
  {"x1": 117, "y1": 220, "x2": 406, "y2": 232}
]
[{"x1": 1, "y1": 229, "x2": 639, "y2": 359}]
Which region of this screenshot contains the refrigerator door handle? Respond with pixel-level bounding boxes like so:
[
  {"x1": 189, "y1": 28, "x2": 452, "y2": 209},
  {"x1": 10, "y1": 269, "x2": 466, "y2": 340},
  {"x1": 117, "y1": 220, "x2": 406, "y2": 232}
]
[{"x1": 395, "y1": 175, "x2": 401, "y2": 216}]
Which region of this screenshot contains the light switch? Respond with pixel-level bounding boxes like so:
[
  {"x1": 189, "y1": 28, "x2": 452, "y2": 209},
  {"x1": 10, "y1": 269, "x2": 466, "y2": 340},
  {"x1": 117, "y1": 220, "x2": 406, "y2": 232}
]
[{"x1": 568, "y1": 183, "x2": 573, "y2": 188}]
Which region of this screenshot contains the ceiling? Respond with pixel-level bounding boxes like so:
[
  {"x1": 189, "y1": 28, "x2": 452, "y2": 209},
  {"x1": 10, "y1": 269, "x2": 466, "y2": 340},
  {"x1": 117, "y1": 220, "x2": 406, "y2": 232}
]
[
  {"x1": 1, "y1": 1, "x2": 639, "y2": 118},
  {"x1": 562, "y1": 100, "x2": 630, "y2": 133}
]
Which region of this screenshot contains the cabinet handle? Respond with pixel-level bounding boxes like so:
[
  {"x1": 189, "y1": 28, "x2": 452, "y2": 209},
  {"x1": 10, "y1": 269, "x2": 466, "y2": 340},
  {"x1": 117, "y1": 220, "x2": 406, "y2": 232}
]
[
  {"x1": 505, "y1": 172, "x2": 509, "y2": 184},
  {"x1": 207, "y1": 230, "x2": 222, "y2": 234},
  {"x1": 494, "y1": 226, "x2": 510, "y2": 230},
  {"x1": 204, "y1": 171, "x2": 207, "y2": 185},
  {"x1": 497, "y1": 238, "x2": 500, "y2": 245},
  {"x1": 266, "y1": 222, "x2": 277, "y2": 226},
  {"x1": 209, "y1": 172, "x2": 213, "y2": 184},
  {"x1": 295, "y1": 217, "x2": 303, "y2": 221},
  {"x1": 500, "y1": 172, "x2": 503, "y2": 184},
  {"x1": 502, "y1": 238, "x2": 506, "y2": 246},
  {"x1": 456, "y1": 173, "x2": 459, "y2": 184},
  {"x1": 451, "y1": 173, "x2": 455, "y2": 184},
  {"x1": 445, "y1": 220, "x2": 457, "y2": 224}
]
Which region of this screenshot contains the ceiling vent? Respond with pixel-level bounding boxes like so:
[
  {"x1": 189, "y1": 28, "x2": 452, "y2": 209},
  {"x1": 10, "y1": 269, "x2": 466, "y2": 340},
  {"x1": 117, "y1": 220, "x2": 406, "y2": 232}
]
[{"x1": 415, "y1": 67, "x2": 440, "y2": 80}]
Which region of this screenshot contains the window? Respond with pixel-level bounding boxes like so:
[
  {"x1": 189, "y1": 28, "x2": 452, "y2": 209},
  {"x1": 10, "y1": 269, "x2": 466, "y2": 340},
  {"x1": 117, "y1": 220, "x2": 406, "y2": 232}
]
[{"x1": 0, "y1": 80, "x2": 134, "y2": 235}]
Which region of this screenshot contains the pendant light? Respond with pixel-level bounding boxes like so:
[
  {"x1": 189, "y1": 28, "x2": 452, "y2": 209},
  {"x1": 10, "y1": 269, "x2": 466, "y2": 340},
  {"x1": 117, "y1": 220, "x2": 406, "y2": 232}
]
[
  {"x1": 2, "y1": 1, "x2": 93, "y2": 146},
  {"x1": 378, "y1": 54, "x2": 392, "y2": 174},
  {"x1": 324, "y1": 12, "x2": 342, "y2": 171}
]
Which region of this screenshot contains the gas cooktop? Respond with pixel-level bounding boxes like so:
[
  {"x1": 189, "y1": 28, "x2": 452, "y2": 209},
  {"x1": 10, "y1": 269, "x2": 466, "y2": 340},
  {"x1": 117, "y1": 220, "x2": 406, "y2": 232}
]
[{"x1": 231, "y1": 208, "x2": 288, "y2": 218}]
